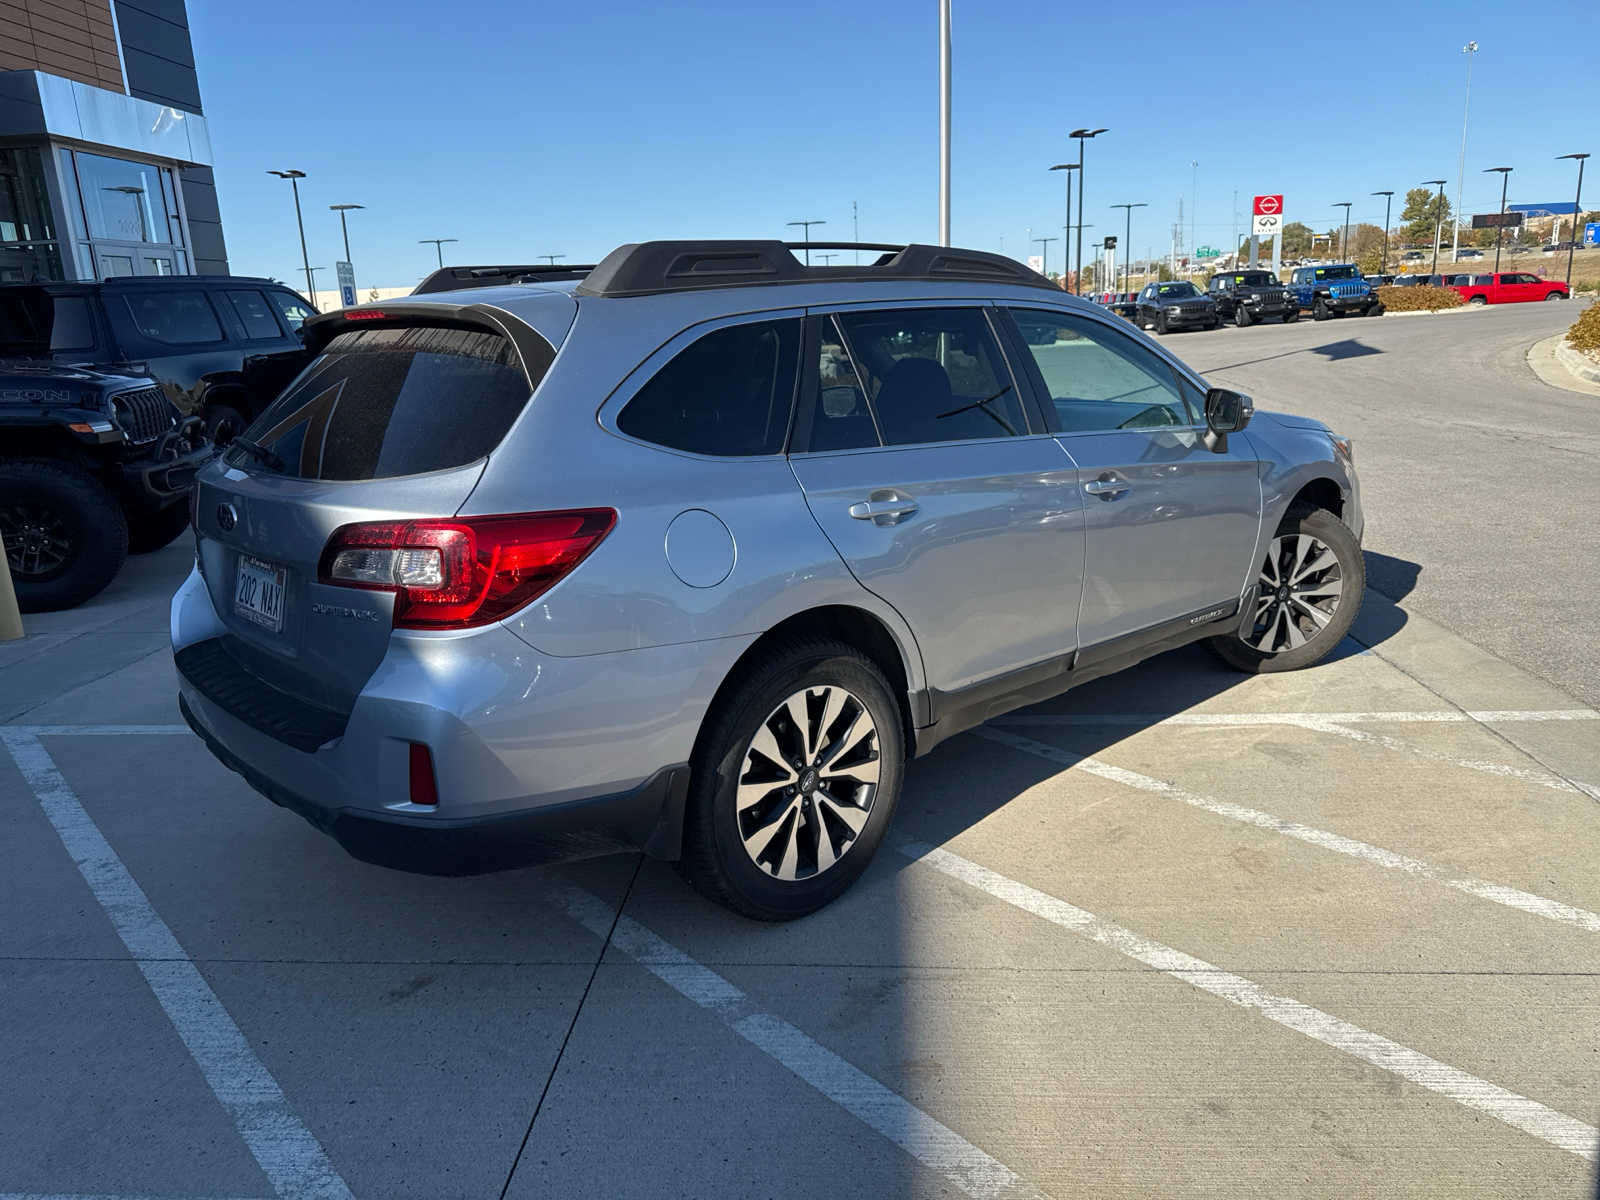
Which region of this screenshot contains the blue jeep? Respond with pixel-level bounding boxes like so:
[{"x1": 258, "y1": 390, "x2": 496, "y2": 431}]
[{"x1": 1287, "y1": 264, "x2": 1383, "y2": 320}]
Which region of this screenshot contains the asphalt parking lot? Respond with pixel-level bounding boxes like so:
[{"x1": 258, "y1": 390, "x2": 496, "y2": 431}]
[{"x1": 4, "y1": 301, "x2": 1598, "y2": 1199}]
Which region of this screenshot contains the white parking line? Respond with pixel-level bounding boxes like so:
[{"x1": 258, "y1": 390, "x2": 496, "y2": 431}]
[
  {"x1": 0, "y1": 733, "x2": 352, "y2": 1200},
  {"x1": 898, "y1": 841, "x2": 1599, "y2": 1162},
  {"x1": 546, "y1": 884, "x2": 1044, "y2": 1200},
  {"x1": 995, "y1": 708, "x2": 1599, "y2": 727},
  {"x1": 974, "y1": 727, "x2": 1600, "y2": 935}
]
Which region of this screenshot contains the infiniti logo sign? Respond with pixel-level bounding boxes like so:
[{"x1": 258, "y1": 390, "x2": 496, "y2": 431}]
[{"x1": 216, "y1": 502, "x2": 238, "y2": 532}]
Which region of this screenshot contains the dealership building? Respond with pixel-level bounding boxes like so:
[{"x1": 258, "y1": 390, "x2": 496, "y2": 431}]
[{"x1": 0, "y1": 0, "x2": 225, "y2": 282}]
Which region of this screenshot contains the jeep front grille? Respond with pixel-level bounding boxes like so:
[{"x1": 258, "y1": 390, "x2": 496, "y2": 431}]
[{"x1": 111, "y1": 387, "x2": 175, "y2": 444}]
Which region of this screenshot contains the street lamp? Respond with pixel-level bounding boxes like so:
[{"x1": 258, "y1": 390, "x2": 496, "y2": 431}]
[
  {"x1": 938, "y1": 0, "x2": 951, "y2": 245},
  {"x1": 268, "y1": 169, "x2": 313, "y2": 299},
  {"x1": 1049, "y1": 163, "x2": 1078, "y2": 288},
  {"x1": 1557, "y1": 153, "x2": 1589, "y2": 288},
  {"x1": 1453, "y1": 41, "x2": 1479, "y2": 264},
  {"x1": 1333, "y1": 202, "x2": 1353, "y2": 261},
  {"x1": 1483, "y1": 167, "x2": 1512, "y2": 272},
  {"x1": 305, "y1": 265, "x2": 323, "y2": 296},
  {"x1": 1031, "y1": 236, "x2": 1057, "y2": 279},
  {"x1": 329, "y1": 203, "x2": 363, "y2": 263},
  {"x1": 1110, "y1": 202, "x2": 1146, "y2": 292},
  {"x1": 1371, "y1": 191, "x2": 1394, "y2": 275},
  {"x1": 538, "y1": 254, "x2": 565, "y2": 265},
  {"x1": 816, "y1": 253, "x2": 837, "y2": 266},
  {"x1": 419, "y1": 237, "x2": 458, "y2": 268},
  {"x1": 786, "y1": 219, "x2": 826, "y2": 265},
  {"x1": 1069, "y1": 128, "x2": 1108, "y2": 294},
  {"x1": 1422, "y1": 180, "x2": 1448, "y2": 273}
]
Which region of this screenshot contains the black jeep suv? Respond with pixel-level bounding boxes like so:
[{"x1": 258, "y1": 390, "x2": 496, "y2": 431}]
[
  {"x1": 1135, "y1": 280, "x2": 1219, "y2": 334},
  {"x1": 1206, "y1": 269, "x2": 1297, "y2": 326},
  {"x1": 1, "y1": 360, "x2": 211, "y2": 610},
  {"x1": 0, "y1": 276, "x2": 317, "y2": 445}
]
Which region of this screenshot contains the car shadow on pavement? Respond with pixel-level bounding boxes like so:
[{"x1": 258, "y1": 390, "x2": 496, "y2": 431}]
[{"x1": 1198, "y1": 336, "x2": 1385, "y2": 374}]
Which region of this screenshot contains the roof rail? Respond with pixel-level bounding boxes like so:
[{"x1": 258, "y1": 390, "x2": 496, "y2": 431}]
[
  {"x1": 574, "y1": 240, "x2": 1056, "y2": 298},
  {"x1": 412, "y1": 264, "x2": 597, "y2": 295}
]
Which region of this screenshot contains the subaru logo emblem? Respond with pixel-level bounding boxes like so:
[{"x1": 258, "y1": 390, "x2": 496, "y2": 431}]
[{"x1": 217, "y1": 502, "x2": 238, "y2": 532}]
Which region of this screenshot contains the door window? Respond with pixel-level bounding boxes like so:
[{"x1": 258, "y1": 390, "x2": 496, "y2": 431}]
[
  {"x1": 121, "y1": 290, "x2": 223, "y2": 344},
  {"x1": 268, "y1": 291, "x2": 317, "y2": 330},
  {"x1": 829, "y1": 307, "x2": 1024, "y2": 445},
  {"x1": 616, "y1": 318, "x2": 800, "y2": 456},
  {"x1": 1006, "y1": 308, "x2": 1196, "y2": 432},
  {"x1": 804, "y1": 314, "x2": 880, "y2": 452},
  {"x1": 225, "y1": 289, "x2": 286, "y2": 340}
]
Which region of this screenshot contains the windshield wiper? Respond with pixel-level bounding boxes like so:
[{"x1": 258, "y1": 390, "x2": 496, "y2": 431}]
[
  {"x1": 937, "y1": 385, "x2": 1017, "y2": 436},
  {"x1": 227, "y1": 436, "x2": 285, "y2": 473}
]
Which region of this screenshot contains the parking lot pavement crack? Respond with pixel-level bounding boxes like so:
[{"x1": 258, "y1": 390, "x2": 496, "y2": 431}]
[
  {"x1": 972, "y1": 727, "x2": 1600, "y2": 936},
  {"x1": 898, "y1": 840, "x2": 1599, "y2": 1164}
]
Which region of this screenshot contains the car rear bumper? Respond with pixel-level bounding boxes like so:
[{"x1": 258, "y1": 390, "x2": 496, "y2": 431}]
[{"x1": 171, "y1": 565, "x2": 749, "y2": 873}]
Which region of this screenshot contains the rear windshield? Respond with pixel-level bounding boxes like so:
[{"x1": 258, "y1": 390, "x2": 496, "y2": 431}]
[
  {"x1": 240, "y1": 324, "x2": 542, "y2": 480},
  {"x1": 0, "y1": 291, "x2": 97, "y2": 355}
]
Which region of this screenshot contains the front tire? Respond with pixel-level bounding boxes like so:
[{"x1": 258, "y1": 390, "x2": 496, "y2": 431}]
[
  {"x1": 0, "y1": 459, "x2": 129, "y2": 612},
  {"x1": 1283, "y1": 309, "x2": 1300, "y2": 324},
  {"x1": 1154, "y1": 311, "x2": 1169, "y2": 335},
  {"x1": 1312, "y1": 298, "x2": 1331, "y2": 321},
  {"x1": 680, "y1": 639, "x2": 905, "y2": 920},
  {"x1": 1207, "y1": 507, "x2": 1364, "y2": 674},
  {"x1": 204, "y1": 403, "x2": 248, "y2": 447},
  {"x1": 1235, "y1": 304, "x2": 1253, "y2": 328}
]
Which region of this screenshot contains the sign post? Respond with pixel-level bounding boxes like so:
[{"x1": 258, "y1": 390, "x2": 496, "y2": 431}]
[{"x1": 336, "y1": 261, "x2": 357, "y2": 309}]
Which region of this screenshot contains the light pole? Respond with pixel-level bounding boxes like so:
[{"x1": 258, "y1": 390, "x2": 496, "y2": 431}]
[
  {"x1": 305, "y1": 265, "x2": 323, "y2": 297},
  {"x1": 538, "y1": 254, "x2": 565, "y2": 265},
  {"x1": 938, "y1": 0, "x2": 951, "y2": 246},
  {"x1": 1371, "y1": 191, "x2": 1394, "y2": 275},
  {"x1": 268, "y1": 169, "x2": 313, "y2": 300},
  {"x1": 786, "y1": 219, "x2": 826, "y2": 265},
  {"x1": 1453, "y1": 41, "x2": 1478, "y2": 263},
  {"x1": 1483, "y1": 167, "x2": 1512, "y2": 272},
  {"x1": 1032, "y1": 236, "x2": 1057, "y2": 279},
  {"x1": 419, "y1": 238, "x2": 458, "y2": 269},
  {"x1": 1110, "y1": 203, "x2": 1146, "y2": 292},
  {"x1": 1190, "y1": 160, "x2": 1198, "y2": 258},
  {"x1": 1069, "y1": 128, "x2": 1107, "y2": 294},
  {"x1": 1049, "y1": 163, "x2": 1078, "y2": 288},
  {"x1": 1333, "y1": 202, "x2": 1353, "y2": 261},
  {"x1": 329, "y1": 203, "x2": 363, "y2": 263},
  {"x1": 1422, "y1": 179, "x2": 1447, "y2": 274},
  {"x1": 1557, "y1": 153, "x2": 1588, "y2": 288}
]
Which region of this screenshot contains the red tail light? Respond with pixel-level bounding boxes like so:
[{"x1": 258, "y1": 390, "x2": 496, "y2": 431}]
[
  {"x1": 408, "y1": 743, "x2": 438, "y2": 806},
  {"x1": 319, "y1": 509, "x2": 616, "y2": 630}
]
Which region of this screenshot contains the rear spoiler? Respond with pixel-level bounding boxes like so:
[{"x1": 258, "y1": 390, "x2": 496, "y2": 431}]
[
  {"x1": 297, "y1": 300, "x2": 556, "y2": 388},
  {"x1": 412, "y1": 264, "x2": 596, "y2": 295}
]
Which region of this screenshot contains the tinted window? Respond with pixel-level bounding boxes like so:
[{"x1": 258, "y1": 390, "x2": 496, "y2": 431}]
[
  {"x1": 806, "y1": 315, "x2": 880, "y2": 452},
  {"x1": 122, "y1": 291, "x2": 223, "y2": 344},
  {"x1": 239, "y1": 325, "x2": 541, "y2": 481},
  {"x1": 832, "y1": 307, "x2": 1023, "y2": 445},
  {"x1": 1474, "y1": 275, "x2": 1494, "y2": 286},
  {"x1": 1155, "y1": 282, "x2": 1200, "y2": 298},
  {"x1": 0, "y1": 292, "x2": 95, "y2": 353},
  {"x1": 617, "y1": 319, "x2": 799, "y2": 456},
  {"x1": 1008, "y1": 308, "x2": 1195, "y2": 432},
  {"x1": 268, "y1": 291, "x2": 317, "y2": 330},
  {"x1": 225, "y1": 290, "x2": 284, "y2": 339}
]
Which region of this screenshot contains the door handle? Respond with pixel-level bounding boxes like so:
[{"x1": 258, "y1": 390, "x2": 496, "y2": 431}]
[
  {"x1": 848, "y1": 492, "x2": 919, "y2": 524},
  {"x1": 1084, "y1": 475, "x2": 1130, "y2": 498}
]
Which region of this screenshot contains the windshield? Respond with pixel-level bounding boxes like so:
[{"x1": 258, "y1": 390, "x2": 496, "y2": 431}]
[
  {"x1": 1156, "y1": 283, "x2": 1200, "y2": 298},
  {"x1": 1314, "y1": 266, "x2": 1360, "y2": 280},
  {"x1": 0, "y1": 291, "x2": 97, "y2": 355},
  {"x1": 1230, "y1": 273, "x2": 1275, "y2": 287}
]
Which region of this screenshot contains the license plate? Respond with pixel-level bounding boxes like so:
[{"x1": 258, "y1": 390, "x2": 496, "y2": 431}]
[{"x1": 234, "y1": 555, "x2": 285, "y2": 632}]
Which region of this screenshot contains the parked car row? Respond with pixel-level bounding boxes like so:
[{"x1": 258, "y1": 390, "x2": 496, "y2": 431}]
[
  {"x1": 1088, "y1": 264, "x2": 1379, "y2": 333},
  {"x1": 1, "y1": 276, "x2": 319, "y2": 610}
]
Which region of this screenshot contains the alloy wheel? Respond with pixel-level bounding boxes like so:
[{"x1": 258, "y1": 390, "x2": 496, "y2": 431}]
[
  {"x1": 735, "y1": 685, "x2": 880, "y2": 881},
  {"x1": 0, "y1": 502, "x2": 72, "y2": 578},
  {"x1": 1249, "y1": 532, "x2": 1344, "y2": 653}
]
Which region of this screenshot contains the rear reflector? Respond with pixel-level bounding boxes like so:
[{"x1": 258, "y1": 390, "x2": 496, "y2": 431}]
[
  {"x1": 408, "y1": 743, "x2": 438, "y2": 806},
  {"x1": 319, "y1": 509, "x2": 616, "y2": 630}
]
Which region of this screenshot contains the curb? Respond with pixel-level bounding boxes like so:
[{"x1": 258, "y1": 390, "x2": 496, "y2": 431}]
[
  {"x1": 1380, "y1": 304, "x2": 1479, "y2": 318},
  {"x1": 1555, "y1": 340, "x2": 1600, "y2": 384}
]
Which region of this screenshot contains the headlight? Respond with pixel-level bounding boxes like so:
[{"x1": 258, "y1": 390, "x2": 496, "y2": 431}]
[{"x1": 1329, "y1": 433, "x2": 1354, "y2": 463}]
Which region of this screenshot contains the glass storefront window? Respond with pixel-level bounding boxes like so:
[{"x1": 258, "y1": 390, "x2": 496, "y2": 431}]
[
  {"x1": 0, "y1": 147, "x2": 65, "y2": 282},
  {"x1": 72, "y1": 151, "x2": 176, "y2": 245}
]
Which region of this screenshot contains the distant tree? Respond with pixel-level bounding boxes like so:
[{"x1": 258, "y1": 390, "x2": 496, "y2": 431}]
[
  {"x1": 1280, "y1": 222, "x2": 1313, "y2": 257},
  {"x1": 1349, "y1": 223, "x2": 1385, "y2": 260},
  {"x1": 1400, "y1": 187, "x2": 1452, "y2": 247}
]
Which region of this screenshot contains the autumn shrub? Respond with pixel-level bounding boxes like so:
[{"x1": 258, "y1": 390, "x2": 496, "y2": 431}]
[
  {"x1": 1566, "y1": 301, "x2": 1600, "y2": 354},
  {"x1": 1374, "y1": 285, "x2": 1464, "y2": 312}
]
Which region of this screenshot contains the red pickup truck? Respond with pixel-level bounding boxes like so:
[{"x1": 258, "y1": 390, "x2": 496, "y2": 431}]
[{"x1": 1452, "y1": 272, "x2": 1570, "y2": 305}]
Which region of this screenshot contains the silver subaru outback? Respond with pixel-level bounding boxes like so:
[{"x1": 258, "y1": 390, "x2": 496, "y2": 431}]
[{"x1": 172, "y1": 241, "x2": 1363, "y2": 919}]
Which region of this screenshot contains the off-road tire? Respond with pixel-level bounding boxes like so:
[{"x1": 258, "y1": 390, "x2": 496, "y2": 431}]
[
  {"x1": 127, "y1": 503, "x2": 193, "y2": 554},
  {"x1": 679, "y1": 638, "x2": 905, "y2": 921},
  {"x1": 1206, "y1": 506, "x2": 1364, "y2": 675},
  {"x1": 1312, "y1": 297, "x2": 1332, "y2": 321},
  {"x1": 1154, "y1": 311, "x2": 1169, "y2": 335},
  {"x1": 1235, "y1": 303, "x2": 1253, "y2": 328},
  {"x1": 0, "y1": 459, "x2": 129, "y2": 612},
  {"x1": 1283, "y1": 308, "x2": 1300, "y2": 324}
]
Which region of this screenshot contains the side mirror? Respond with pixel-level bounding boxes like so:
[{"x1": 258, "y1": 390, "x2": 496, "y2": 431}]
[{"x1": 1202, "y1": 387, "x2": 1253, "y2": 453}]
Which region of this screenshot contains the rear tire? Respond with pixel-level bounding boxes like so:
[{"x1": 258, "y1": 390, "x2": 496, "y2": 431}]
[
  {"x1": 0, "y1": 459, "x2": 129, "y2": 612},
  {"x1": 127, "y1": 503, "x2": 193, "y2": 554},
  {"x1": 1469, "y1": 295, "x2": 1487, "y2": 306},
  {"x1": 679, "y1": 638, "x2": 905, "y2": 920},
  {"x1": 204, "y1": 403, "x2": 248, "y2": 447},
  {"x1": 1207, "y1": 507, "x2": 1364, "y2": 675}
]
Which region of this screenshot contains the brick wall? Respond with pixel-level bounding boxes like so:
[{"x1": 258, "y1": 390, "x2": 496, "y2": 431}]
[{"x1": 0, "y1": 0, "x2": 124, "y2": 93}]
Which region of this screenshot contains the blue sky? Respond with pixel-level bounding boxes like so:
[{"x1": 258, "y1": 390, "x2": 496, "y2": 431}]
[{"x1": 190, "y1": 0, "x2": 1595, "y2": 290}]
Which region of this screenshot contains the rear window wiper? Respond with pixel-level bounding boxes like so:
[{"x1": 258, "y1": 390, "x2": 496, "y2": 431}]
[{"x1": 228, "y1": 436, "x2": 285, "y2": 473}]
